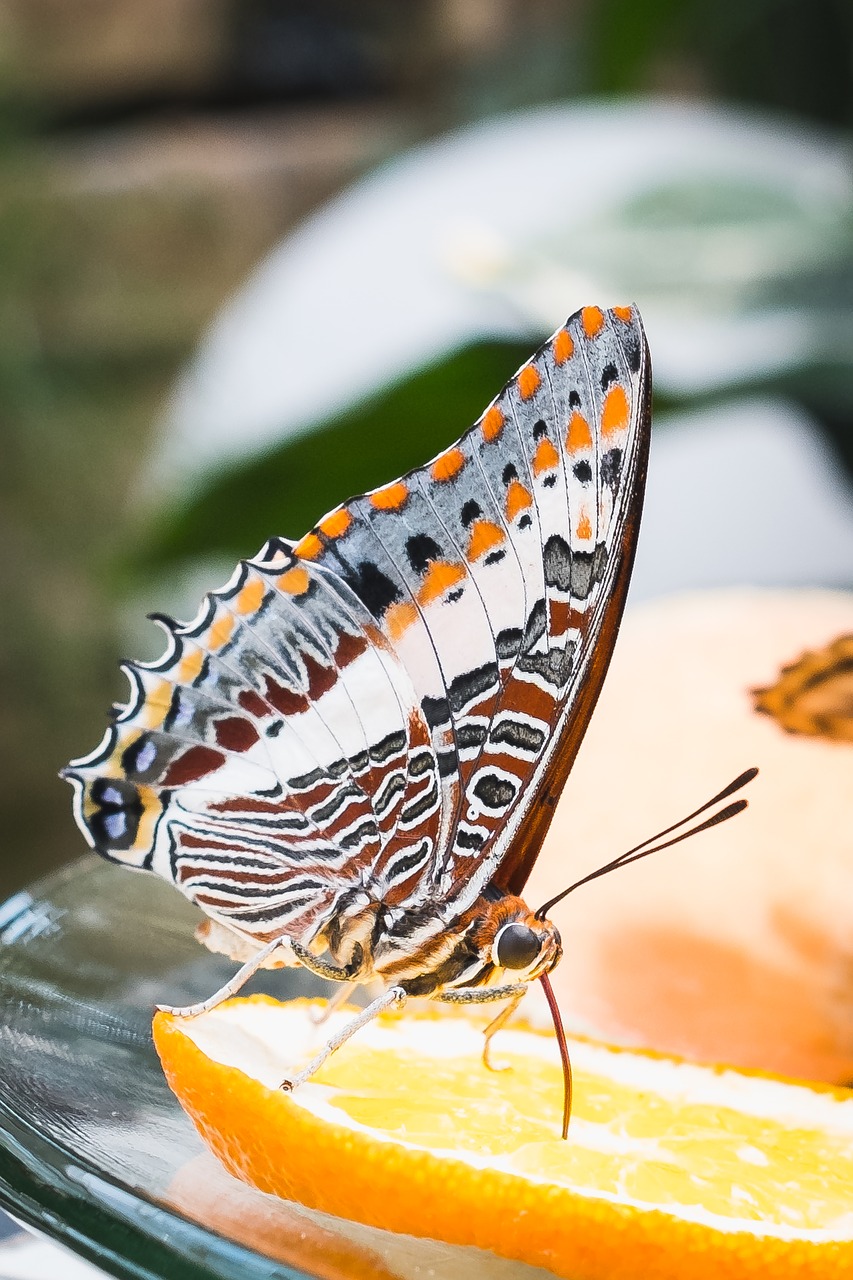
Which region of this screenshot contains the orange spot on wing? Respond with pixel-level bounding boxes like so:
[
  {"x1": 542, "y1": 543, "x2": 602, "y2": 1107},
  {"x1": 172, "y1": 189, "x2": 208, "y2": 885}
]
[
  {"x1": 612, "y1": 305, "x2": 633, "y2": 323},
  {"x1": 142, "y1": 679, "x2": 171, "y2": 729},
  {"x1": 582, "y1": 306, "x2": 604, "y2": 338},
  {"x1": 208, "y1": 613, "x2": 234, "y2": 651},
  {"x1": 370, "y1": 482, "x2": 409, "y2": 511},
  {"x1": 385, "y1": 601, "x2": 418, "y2": 641},
  {"x1": 431, "y1": 448, "x2": 465, "y2": 483},
  {"x1": 506, "y1": 480, "x2": 533, "y2": 522},
  {"x1": 318, "y1": 508, "x2": 352, "y2": 539},
  {"x1": 418, "y1": 560, "x2": 465, "y2": 606},
  {"x1": 602, "y1": 386, "x2": 629, "y2": 438},
  {"x1": 481, "y1": 405, "x2": 505, "y2": 442},
  {"x1": 295, "y1": 533, "x2": 322, "y2": 560},
  {"x1": 576, "y1": 511, "x2": 592, "y2": 541},
  {"x1": 533, "y1": 437, "x2": 559, "y2": 475},
  {"x1": 277, "y1": 566, "x2": 311, "y2": 596},
  {"x1": 553, "y1": 329, "x2": 574, "y2": 365},
  {"x1": 466, "y1": 519, "x2": 505, "y2": 561},
  {"x1": 517, "y1": 365, "x2": 540, "y2": 400},
  {"x1": 236, "y1": 578, "x2": 265, "y2": 615},
  {"x1": 178, "y1": 648, "x2": 205, "y2": 684},
  {"x1": 566, "y1": 412, "x2": 592, "y2": 453},
  {"x1": 134, "y1": 784, "x2": 162, "y2": 850}
]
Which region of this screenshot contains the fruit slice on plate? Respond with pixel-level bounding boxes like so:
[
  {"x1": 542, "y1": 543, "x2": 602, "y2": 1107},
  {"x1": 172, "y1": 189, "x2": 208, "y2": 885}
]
[{"x1": 154, "y1": 996, "x2": 853, "y2": 1280}]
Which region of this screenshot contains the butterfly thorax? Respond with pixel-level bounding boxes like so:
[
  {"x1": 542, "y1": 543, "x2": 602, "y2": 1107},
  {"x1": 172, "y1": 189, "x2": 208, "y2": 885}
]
[{"x1": 317, "y1": 889, "x2": 562, "y2": 998}]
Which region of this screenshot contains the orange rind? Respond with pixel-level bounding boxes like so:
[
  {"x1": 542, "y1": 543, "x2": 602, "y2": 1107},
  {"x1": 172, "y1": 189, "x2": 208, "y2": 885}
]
[{"x1": 154, "y1": 996, "x2": 853, "y2": 1280}]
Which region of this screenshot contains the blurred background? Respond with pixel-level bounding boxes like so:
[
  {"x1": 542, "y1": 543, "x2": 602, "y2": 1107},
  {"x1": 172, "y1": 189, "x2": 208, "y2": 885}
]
[{"x1": 3, "y1": 0, "x2": 853, "y2": 898}]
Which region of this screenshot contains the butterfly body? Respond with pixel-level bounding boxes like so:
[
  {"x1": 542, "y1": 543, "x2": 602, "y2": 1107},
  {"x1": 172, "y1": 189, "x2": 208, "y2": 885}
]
[{"x1": 64, "y1": 305, "x2": 650, "y2": 1085}]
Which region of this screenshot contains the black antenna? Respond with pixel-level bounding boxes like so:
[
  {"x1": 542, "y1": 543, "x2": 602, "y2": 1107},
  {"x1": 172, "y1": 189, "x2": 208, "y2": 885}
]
[{"x1": 536, "y1": 767, "x2": 758, "y2": 920}]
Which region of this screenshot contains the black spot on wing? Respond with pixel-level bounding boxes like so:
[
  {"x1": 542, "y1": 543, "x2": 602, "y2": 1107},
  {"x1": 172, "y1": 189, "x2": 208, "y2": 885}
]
[
  {"x1": 447, "y1": 663, "x2": 499, "y2": 714},
  {"x1": 409, "y1": 750, "x2": 435, "y2": 777},
  {"x1": 347, "y1": 561, "x2": 401, "y2": 616},
  {"x1": 522, "y1": 599, "x2": 547, "y2": 652},
  {"x1": 371, "y1": 730, "x2": 407, "y2": 762},
  {"x1": 385, "y1": 842, "x2": 431, "y2": 882},
  {"x1": 121, "y1": 733, "x2": 163, "y2": 783},
  {"x1": 543, "y1": 535, "x2": 572, "y2": 593},
  {"x1": 573, "y1": 460, "x2": 592, "y2": 484},
  {"x1": 406, "y1": 534, "x2": 441, "y2": 575},
  {"x1": 490, "y1": 719, "x2": 546, "y2": 754},
  {"x1": 457, "y1": 722, "x2": 488, "y2": 751},
  {"x1": 437, "y1": 750, "x2": 459, "y2": 778},
  {"x1": 496, "y1": 628, "x2": 523, "y2": 660},
  {"x1": 461, "y1": 499, "x2": 481, "y2": 527},
  {"x1": 472, "y1": 773, "x2": 517, "y2": 810},
  {"x1": 518, "y1": 643, "x2": 575, "y2": 688},
  {"x1": 602, "y1": 448, "x2": 623, "y2": 489},
  {"x1": 421, "y1": 696, "x2": 451, "y2": 729},
  {"x1": 569, "y1": 544, "x2": 609, "y2": 600},
  {"x1": 401, "y1": 784, "x2": 440, "y2": 823},
  {"x1": 88, "y1": 777, "x2": 145, "y2": 852},
  {"x1": 624, "y1": 330, "x2": 642, "y2": 373},
  {"x1": 600, "y1": 362, "x2": 618, "y2": 390}
]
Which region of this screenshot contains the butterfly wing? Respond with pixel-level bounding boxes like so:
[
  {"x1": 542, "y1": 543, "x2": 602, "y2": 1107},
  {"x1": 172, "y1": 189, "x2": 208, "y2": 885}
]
[
  {"x1": 277, "y1": 304, "x2": 650, "y2": 912},
  {"x1": 460, "y1": 306, "x2": 651, "y2": 900},
  {"x1": 65, "y1": 304, "x2": 650, "y2": 946},
  {"x1": 64, "y1": 544, "x2": 444, "y2": 945}
]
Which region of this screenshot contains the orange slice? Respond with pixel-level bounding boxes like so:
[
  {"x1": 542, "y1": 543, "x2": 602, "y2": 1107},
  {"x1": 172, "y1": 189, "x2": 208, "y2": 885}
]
[{"x1": 154, "y1": 996, "x2": 853, "y2": 1280}]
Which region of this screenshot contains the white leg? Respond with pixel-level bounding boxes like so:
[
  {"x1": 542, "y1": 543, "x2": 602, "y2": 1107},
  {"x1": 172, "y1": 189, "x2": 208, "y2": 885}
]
[
  {"x1": 434, "y1": 982, "x2": 527, "y2": 1073},
  {"x1": 281, "y1": 986, "x2": 406, "y2": 1091},
  {"x1": 482, "y1": 988, "x2": 526, "y2": 1072},
  {"x1": 157, "y1": 937, "x2": 285, "y2": 1018},
  {"x1": 309, "y1": 980, "x2": 358, "y2": 1025}
]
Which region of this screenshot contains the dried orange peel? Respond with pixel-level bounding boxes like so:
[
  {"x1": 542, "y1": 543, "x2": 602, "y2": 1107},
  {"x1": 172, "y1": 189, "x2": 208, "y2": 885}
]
[{"x1": 154, "y1": 996, "x2": 853, "y2": 1280}]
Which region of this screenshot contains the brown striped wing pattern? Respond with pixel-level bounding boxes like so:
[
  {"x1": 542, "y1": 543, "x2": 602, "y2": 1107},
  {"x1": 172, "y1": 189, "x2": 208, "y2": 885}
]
[{"x1": 65, "y1": 305, "x2": 650, "y2": 948}]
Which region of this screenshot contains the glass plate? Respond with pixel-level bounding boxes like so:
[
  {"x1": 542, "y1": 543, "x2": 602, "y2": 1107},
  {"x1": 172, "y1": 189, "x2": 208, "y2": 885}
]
[{"x1": 0, "y1": 857, "x2": 553, "y2": 1280}]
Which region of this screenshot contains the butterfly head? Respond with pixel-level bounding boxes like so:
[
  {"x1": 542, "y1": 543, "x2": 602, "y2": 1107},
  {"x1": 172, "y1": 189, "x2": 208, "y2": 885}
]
[{"x1": 485, "y1": 900, "x2": 562, "y2": 982}]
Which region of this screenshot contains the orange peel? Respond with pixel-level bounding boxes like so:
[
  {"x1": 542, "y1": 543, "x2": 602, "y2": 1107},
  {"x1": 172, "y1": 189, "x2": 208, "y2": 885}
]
[{"x1": 154, "y1": 996, "x2": 853, "y2": 1280}]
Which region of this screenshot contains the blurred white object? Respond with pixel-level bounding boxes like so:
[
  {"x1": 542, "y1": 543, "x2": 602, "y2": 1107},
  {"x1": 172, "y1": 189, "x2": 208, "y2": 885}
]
[
  {"x1": 153, "y1": 98, "x2": 853, "y2": 495},
  {"x1": 631, "y1": 397, "x2": 853, "y2": 598},
  {"x1": 0, "y1": 1231, "x2": 108, "y2": 1279}
]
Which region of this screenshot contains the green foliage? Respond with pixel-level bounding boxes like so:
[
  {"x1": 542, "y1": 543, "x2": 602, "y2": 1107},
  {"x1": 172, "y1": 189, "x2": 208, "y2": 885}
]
[
  {"x1": 587, "y1": 0, "x2": 853, "y2": 127},
  {"x1": 132, "y1": 339, "x2": 532, "y2": 577}
]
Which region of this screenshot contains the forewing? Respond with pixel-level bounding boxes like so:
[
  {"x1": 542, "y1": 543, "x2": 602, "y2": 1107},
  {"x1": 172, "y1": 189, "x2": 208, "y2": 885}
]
[{"x1": 288, "y1": 305, "x2": 650, "y2": 908}]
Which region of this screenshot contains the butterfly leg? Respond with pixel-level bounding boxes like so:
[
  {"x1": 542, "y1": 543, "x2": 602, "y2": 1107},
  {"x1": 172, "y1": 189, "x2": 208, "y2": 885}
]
[
  {"x1": 309, "y1": 981, "x2": 358, "y2": 1026},
  {"x1": 288, "y1": 939, "x2": 364, "y2": 1026},
  {"x1": 280, "y1": 986, "x2": 407, "y2": 1092},
  {"x1": 481, "y1": 988, "x2": 526, "y2": 1072},
  {"x1": 289, "y1": 938, "x2": 364, "y2": 983},
  {"x1": 435, "y1": 983, "x2": 527, "y2": 1073},
  {"x1": 156, "y1": 936, "x2": 287, "y2": 1018}
]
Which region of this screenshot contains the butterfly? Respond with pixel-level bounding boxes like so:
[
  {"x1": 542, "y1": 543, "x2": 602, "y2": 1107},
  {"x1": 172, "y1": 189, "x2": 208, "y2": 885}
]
[{"x1": 64, "y1": 304, "x2": 754, "y2": 1138}]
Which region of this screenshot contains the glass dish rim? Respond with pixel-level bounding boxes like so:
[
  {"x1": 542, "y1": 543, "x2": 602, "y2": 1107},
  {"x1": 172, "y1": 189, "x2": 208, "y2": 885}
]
[{"x1": 0, "y1": 860, "x2": 318, "y2": 1280}]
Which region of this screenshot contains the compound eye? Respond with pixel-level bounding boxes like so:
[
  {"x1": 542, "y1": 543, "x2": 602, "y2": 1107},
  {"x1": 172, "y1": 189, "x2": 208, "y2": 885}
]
[{"x1": 495, "y1": 922, "x2": 541, "y2": 971}]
